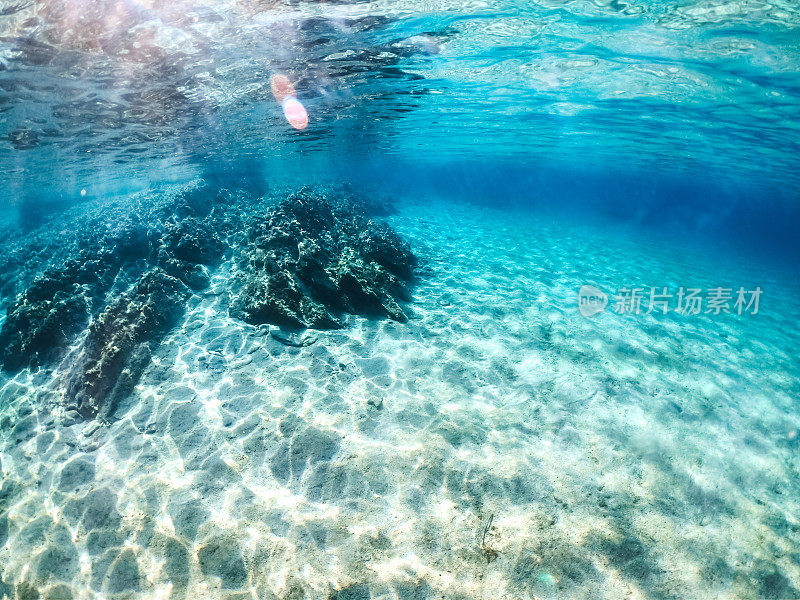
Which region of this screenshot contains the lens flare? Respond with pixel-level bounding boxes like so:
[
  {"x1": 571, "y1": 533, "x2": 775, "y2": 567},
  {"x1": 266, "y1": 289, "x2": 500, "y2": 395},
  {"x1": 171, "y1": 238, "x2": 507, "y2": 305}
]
[
  {"x1": 282, "y1": 97, "x2": 309, "y2": 130},
  {"x1": 270, "y1": 74, "x2": 296, "y2": 103},
  {"x1": 271, "y1": 74, "x2": 308, "y2": 130}
]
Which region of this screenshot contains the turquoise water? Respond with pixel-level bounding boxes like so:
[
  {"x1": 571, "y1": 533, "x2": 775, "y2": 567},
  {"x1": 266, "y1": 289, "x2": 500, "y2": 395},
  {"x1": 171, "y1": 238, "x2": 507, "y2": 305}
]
[{"x1": 1, "y1": 0, "x2": 800, "y2": 599}]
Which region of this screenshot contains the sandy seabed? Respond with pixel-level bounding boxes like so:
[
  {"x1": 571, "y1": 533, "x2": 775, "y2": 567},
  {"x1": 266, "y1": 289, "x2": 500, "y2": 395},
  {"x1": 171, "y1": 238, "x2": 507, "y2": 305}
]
[{"x1": 1, "y1": 198, "x2": 799, "y2": 600}]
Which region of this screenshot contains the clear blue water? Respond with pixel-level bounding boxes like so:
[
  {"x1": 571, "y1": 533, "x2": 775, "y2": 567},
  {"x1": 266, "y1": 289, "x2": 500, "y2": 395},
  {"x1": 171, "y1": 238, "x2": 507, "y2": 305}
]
[
  {"x1": 2, "y1": 0, "x2": 799, "y2": 244},
  {"x1": 1, "y1": 1, "x2": 800, "y2": 599}
]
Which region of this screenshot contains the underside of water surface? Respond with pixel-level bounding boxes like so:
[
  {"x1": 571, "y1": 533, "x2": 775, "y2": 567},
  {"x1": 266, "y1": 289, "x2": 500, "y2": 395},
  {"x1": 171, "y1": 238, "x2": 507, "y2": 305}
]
[{"x1": 0, "y1": 0, "x2": 799, "y2": 599}]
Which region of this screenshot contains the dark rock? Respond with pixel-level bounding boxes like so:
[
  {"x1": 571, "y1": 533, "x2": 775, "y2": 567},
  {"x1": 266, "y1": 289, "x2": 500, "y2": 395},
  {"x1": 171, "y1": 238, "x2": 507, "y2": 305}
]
[
  {"x1": 43, "y1": 585, "x2": 73, "y2": 600},
  {"x1": 163, "y1": 538, "x2": 190, "y2": 592},
  {"x1": 329, "y1": 183, "x2": 395, "y2": 217},
  {"x1": 0, "y1": 195, "x2": 224, "y2": 374},
  {"x1": 58, "y1": 457, "x2": 95, "y2": 492},
  {"x1": 36, "y1": 544, "x2": 79, "y2": 582},
  {"x1": 63, "y1": 269, "x2": 191, "y2": 419},
  {"x1": 15, "y1": 583, "x2": 40, "y2": 600},
  {"x1": 231, "y1": 189, "x2": 416, "y2": 329},
  {"x1": 197, "y1": 537, "x2": 248, "y2": 589},
  {"x1": 0, "y1": 184, "x2": 421, "y2": 424},
  {"x1": 0, "y1": 233, "x2": 128, "y2": 371},
  {"x1": 109, "y1": 226, "x2": 150, "y2": 263},
  {"x1": 159, "y1": 258, "x2": 210, "y2": 291},
  {"x1": 0, "y1": 277, "x2": 89, "y2": 371},
  {"x1": 161, "y1": 217, "x2": 225, "y2": 266},
  {"x1": 171, "y1": 181, "x2": 217, "y2": 219},
  {"x1": 106, "y1": 549, "x2": 141, "y2": 594}
]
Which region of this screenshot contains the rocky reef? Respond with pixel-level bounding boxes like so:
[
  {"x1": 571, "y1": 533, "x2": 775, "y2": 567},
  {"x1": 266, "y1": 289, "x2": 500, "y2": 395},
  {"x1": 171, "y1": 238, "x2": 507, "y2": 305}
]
[
  {"x1": 0, "y1": 183, "x2": 417, "y2": 419},
  {"x1": 0, "y1": 194, "x2": 224, "y2": 374},
  {"x1": 0, "y1": 184, "x2": 226, "y2": 418},
  {"x1": 231, "y1": 188, "x2": 417, "y2": 329},
  {"x1": 0, "y1": 274, "x2": 91, "y2": 372},
  {"x1": 63, "y1": 270, "x2": 191, "y2": 419},
  {"x1": 0, "y1": 227, "x2": 150, "y2": 371}
]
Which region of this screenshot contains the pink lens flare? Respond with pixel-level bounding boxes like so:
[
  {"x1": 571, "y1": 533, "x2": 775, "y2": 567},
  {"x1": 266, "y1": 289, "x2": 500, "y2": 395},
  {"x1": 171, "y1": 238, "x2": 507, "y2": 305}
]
[
  {"x1": 271, "y1": 74, "x2": 308, "y2": 129},
  {"x1": 270, "y1": 74, "x2": 296, "y2": 104},
  {"x1": 282, "y1": 97, "x2": 309, "y2": 130}
]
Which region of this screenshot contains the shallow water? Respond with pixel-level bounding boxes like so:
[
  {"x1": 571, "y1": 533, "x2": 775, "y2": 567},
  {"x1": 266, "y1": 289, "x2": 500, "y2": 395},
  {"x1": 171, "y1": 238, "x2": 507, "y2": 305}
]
[{"x1": 1, "y1": 0, "x2": 799, "y2": 599}]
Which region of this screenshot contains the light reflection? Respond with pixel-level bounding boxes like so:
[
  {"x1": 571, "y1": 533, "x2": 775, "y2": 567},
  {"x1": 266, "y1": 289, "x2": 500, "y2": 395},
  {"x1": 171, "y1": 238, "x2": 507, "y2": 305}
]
[
  {"x1": 283, "y1": 97, "x2": 309, "y2": 130},
  {"x1": 271, "y1": 74, "x2": 309, "y2": 130},
  {"x1": 270, "y1": 73, "x2": 296, "y2": 104}
]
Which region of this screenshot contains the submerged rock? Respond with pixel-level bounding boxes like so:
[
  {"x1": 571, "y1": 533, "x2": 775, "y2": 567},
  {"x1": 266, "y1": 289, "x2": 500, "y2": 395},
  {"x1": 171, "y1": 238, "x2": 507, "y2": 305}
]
[
  {"x1": 106, "y1": 549, "x2": 141, "y2": 594},
  {"x1": 0, "y1": 275, "x2": 90, "y2": 371},
  {"x1": 197, "y1": 536, "x2": 248, "y2": 589},
  {"x1": 157, "y1": 216, "x2": 225, "y2": 290},
  {"x1": 0, "y1": 211, "x2": 220, "y2": 371},
  {"x1": 0, "y1": 190, "x2": 226, "y2": 385},
  {"x1": 63, "y1": 270, "x2": 190, "y2": 419},
  {"x1": 327, "y1": 182, "x2": 395, "y2": 217},
  {"x1": 0, "y1": 183, "x2": 419, "y2": 419},
  {"x1": 161, "y1": 217, "x2": 225, "y2": 266},
  {"x1": 231, "y1": 189, "x2": 416, "y2": 329},
  {"x1": 0, "y1": 236, "x2": 139, "y2": 371}
]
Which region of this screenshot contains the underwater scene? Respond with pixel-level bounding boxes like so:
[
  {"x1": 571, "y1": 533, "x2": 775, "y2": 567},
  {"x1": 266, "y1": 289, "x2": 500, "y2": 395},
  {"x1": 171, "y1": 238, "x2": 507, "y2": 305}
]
[{"x1": 1, "y1": 0, "x2": 800, "y2": 598}]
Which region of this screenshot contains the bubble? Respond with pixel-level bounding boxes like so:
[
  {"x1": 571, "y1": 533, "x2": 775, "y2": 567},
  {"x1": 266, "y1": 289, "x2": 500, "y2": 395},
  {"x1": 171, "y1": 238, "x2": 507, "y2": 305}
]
[{"x1": 80, "y1": 189, "x2": 86, "y2": 197}]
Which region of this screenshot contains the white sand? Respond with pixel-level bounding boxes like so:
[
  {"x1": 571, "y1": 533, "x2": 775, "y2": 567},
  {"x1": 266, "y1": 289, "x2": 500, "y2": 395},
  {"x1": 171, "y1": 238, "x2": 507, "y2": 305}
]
[{"x1": 1, "y1": 199, "x2": 799, "y2": 600}]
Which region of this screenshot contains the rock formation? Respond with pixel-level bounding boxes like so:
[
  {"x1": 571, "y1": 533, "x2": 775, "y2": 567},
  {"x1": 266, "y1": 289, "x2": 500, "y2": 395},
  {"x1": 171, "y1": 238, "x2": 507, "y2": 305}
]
[
  {"x1": 0, "y1": 183, "x2": 418, "y2": 419},
  {"x1": 231, "y1": 188, "x2": 416, "y2": 329},
  {"x1": 63, "y1": 269, "x2": 191, "y2": 419}
]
